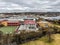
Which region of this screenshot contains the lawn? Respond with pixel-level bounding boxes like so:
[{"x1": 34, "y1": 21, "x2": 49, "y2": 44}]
[
  {"x1": 0, "y1": 26, "x2": 17, "y2": 34},
  {"x1": 21, "y1": 34, "x2": 60, "y2": 45}
]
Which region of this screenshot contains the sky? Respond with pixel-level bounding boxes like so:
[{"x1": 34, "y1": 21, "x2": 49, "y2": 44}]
[{"x1": 0, "y1": 0, "x2": 60, "y2": 12}]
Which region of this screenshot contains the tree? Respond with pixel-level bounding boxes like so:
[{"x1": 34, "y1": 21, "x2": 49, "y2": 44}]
[
  {"x1": 0, "y1": 31, "x2": 3, "y2": 45},
  {"x1": 0, "y1": 24, "x2": 4, "y2": 27},
  {"x1": 47, "y1": 27, "x2": 53, "y2": 42}
]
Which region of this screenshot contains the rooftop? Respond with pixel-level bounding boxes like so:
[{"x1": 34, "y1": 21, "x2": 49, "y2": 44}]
[{"x1": 24, "y1": 20, "x2": 36, "y2": 24}]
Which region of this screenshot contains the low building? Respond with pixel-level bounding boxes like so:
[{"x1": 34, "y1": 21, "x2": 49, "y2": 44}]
[
  {"x1": 7, "y1": 20, "x2": 20, "y2": 26},
  {"x1": 0, "y1": 20, "x2": 20, "y2": 26}
]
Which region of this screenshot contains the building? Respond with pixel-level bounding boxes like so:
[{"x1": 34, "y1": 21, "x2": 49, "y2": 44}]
[
  {"x1": 7, "y1": 20, "x2": 20, "y2": 26},
  {"x1": 18, "y1": 20, "x2": 38, "y2": 31},
  {"x1": 0, "y1": 15, "x2": 38, "y2": 21},
  {"x1": 0, "y1": 20, "x2": 20, "y2": 26}
]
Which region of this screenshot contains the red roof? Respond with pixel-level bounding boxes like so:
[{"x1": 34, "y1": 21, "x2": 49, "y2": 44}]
[{"x1": 24, "y1": 20, "x2": 36, "y2": 24}]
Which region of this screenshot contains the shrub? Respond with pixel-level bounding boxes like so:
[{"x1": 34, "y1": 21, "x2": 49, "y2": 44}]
[{"x1": 0, "y1": 24, "x2": 4, "y2": 27}]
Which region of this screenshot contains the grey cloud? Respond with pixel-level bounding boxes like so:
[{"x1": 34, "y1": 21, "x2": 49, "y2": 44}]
[{"x1": 0, "y1": 0, "x2": 60, "y2": 12}]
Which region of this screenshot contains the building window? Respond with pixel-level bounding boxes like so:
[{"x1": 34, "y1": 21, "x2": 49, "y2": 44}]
[{"x1": 29, "y1": 27, "x2": 35, "y2": 29}]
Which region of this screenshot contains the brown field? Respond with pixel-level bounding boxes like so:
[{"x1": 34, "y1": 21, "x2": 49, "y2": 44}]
[{"x1": 21, "y1": 34, "x2": 60, "y2": 45}]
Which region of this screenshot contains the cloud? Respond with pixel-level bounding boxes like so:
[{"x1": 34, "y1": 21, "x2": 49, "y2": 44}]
[
  {"x1": 0, "y1": 1, "x2": 30, "y2": 12},
  {"x1": 0, "y1": 0, "x2": 60, "y2": 12}
]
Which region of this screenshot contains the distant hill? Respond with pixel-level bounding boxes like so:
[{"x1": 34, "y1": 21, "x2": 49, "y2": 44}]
[{"x1": 0, "y1": 12, "x2": 60, "y2": 17}]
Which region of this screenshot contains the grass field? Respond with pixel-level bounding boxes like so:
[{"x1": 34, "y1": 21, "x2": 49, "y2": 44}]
[
  {"x1": 0, "y1": 26, "x2": 17, "y2": 34},
  {"x1": 21, "y1": 34, "x2": 60, "y2": 45}
]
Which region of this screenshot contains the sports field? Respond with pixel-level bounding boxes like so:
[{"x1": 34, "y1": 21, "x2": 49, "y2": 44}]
[{"x1": 0, "y1": 26, "x2": 17, "y2": 34}]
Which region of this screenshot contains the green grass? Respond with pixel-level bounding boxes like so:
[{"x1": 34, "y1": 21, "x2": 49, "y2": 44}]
[{"x1": 0, "y1": 26, "x2": 17, "y2": 34}]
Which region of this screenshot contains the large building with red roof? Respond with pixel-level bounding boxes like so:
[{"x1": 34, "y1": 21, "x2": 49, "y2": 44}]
[
  {"x1": 18, "y1": 20, "x2": 38, "y2": 31},
  {"x1": 24, "y1": 20, "x2": 36, "y2": 25}
]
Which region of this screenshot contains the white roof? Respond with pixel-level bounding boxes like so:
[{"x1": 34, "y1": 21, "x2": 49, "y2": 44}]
[{"x1": 7, "y1": 20, "x2": 19, "y2": 22}]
